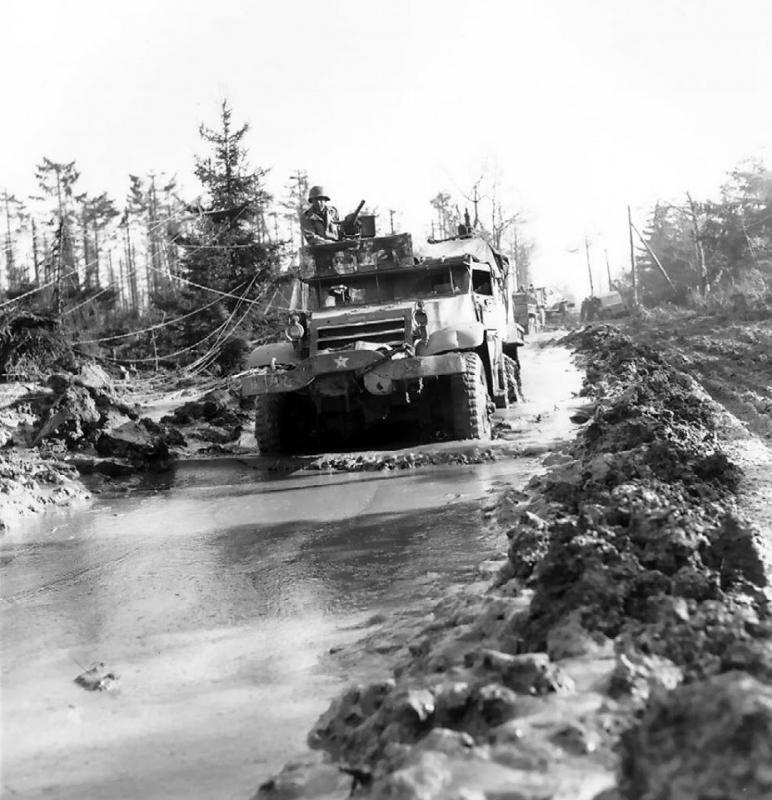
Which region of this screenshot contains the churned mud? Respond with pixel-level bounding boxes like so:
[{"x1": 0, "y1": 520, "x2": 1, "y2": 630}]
[
  {"x1": 1, "y1": 366, "x2": 262, "y2": 531},
  {"x1": 0, "y1": 365, "x2": 185, "y2": 530},
  {"x1": 1, "y1": 337, "x2": 584, "y2": 800},
  {"x1": 0, "y1": 382, "x2": 90, "y2": 530},
  {"x1": 255, "y1": 322, "x2": 772, "y2": 800},
  {"x1": 633, "y1": 311, "x2": 772, "y2": 441},
  {"x1": 3, "y1": 317, "x2": 771, "y2": 799},
  {"x1": 0, "y1": 330, "x2": 578, "y2": 530}
]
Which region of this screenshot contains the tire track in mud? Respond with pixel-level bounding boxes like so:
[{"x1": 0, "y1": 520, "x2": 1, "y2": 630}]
[
  {"x1": 0, "y1": 544, "x2": 142, "y2": 608},
  {"x1": 643, "y1": 315, "x2": 772, "y2": 441}
]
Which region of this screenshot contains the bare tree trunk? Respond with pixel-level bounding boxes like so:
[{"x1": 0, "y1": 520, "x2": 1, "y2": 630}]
[
  {"x1": 118, "y1": 255, "x2": 126, "y2": 309},
  {"x1": 3, "y1": 192, "x2": 16, "y2": 290},
  {"x1": 32, "y1": 218, "x2": 40, "y2": 285},
  {"x1": 42, "y1": 231, "x2": 50, "y2": 284},
  {"x1": 686, "y1": 192, "x2": 708, "y2": 295},
  {"x1": 82, "y1": 208, "x2": 91, "y2": 289},
  {"x1": 124, "y1": 224, "x2": 138, "y2": 310},
  {"x1": 53, "y1": 221, "x2": 64, "y2": 320},
  {"x1": 93, "y1": 218, "x2": 101, "y2": 288},
  {"x1": 148, "y1": 176, "x2": 161, "y2": 295},
  {"x1": 628, "y1": 206, "x2": 639, "y2": 306}
]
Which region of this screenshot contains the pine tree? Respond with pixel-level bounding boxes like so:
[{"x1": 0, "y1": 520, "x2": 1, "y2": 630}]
[
  {"x1": 429, "y1": 192, "x2": 460, "y2": 239},
  {"x1": 35, "y1": 158, "x2": 81, "y2": 314},
  {"x1": 74, "y1": 192, "x2": 119, "y2": 296},
  {"x1": 636, "y1": 203, "x2": 694, "y2": 304},
  {"x1": 158, "y1": 100, "x2": 282, "y2": 367},
  {"x1": 1, "y1": 191, "x2": 27, "y2": 294},
  {"x1": 159, "y1": 176, "x2": 183, "y2": 277},
  {"x1": 126, "y1": 172, "x2": 184, "y2": 300},
  {"x1": 706, "y1": 159, "x2": 772, "y2": 281},
  {"x1": 118, "y1": 206, "x2": 140, "y2": 310}
]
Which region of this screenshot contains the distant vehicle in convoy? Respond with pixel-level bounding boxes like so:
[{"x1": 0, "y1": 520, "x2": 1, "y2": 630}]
[
  {"x1": 580, "y1": 290, "x2": 628, "y2": 322},
  {"x1": 512, "y1": 286, "x2": 546, "y2": 334},
  {"x1": 543, "y1": 288, "x2": 575, "y2": 323},
  {"x1": 241, "y1": 224, "x2": 525, "y2": 453},
  {"x1": 513, "y1": 291, "x2": 538, "y2": 334}
]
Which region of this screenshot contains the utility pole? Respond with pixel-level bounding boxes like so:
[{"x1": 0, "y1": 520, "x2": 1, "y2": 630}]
[
  {"x1": 631, "y1": 221, "x2": 676, "y2": 292},
  {"x1": 627, "y1": 205, "x2": 638, "y2": 306},
  {"x1": 388, "y1": 209, "x2": 395, "y2": 235},
  {"x1": 472, "y1": 183, "x2": 480, "y2": 229},
  {"x1": 511, "y1": 226, "x2": 518, "y2": 287},
  {"x1": 604, "y1": 249, "x2": 613, "y2": 292},
  {"x1": 584, "y1": 234, "x2": 594, "y2": 296},
  {"x1": 513, "y1": 227, "x2": 521, "y2": 288}
]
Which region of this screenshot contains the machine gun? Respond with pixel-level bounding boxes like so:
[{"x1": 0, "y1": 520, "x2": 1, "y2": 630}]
[{"x1": 339, "y1": 199, "x2": 366, "y2": 238}]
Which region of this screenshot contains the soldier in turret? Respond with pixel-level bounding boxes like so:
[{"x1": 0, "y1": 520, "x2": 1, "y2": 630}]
[{"x1": 301, "y1": 185, "x2": 340, "y2": 244}]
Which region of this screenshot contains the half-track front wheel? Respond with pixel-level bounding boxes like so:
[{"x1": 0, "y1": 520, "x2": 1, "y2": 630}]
[
  {"x1": 254, "y1": 393, "x2": 286, "y2": 455},
  {"x1": 451, "y1": 352, "x2": 492, "y2": 441},
  {"x1": 504, "y1": 353, "x2": 522, "y2": 403}
]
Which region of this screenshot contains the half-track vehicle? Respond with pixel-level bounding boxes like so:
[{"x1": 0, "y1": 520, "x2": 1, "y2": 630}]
[
  {"x1": 513, "y1": 287, "x2": 546, "y2": 334},
  {"x1": 242, "y1": 229, "x2": 525, "y2": 454},
  {"x1": 543, "y1": 289, "x2": 575, "y2": 323},
  {"x1": 580, "y1": 290, "x2": 628, "y2": 322}
]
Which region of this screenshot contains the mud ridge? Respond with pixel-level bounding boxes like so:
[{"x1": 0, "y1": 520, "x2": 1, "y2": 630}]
[
  {"x1": 255, "y1": 325, "x2": 772, "y2": 800},
  {"x1": 0, "y1": 364, "x2": 186, "y2": 530}
]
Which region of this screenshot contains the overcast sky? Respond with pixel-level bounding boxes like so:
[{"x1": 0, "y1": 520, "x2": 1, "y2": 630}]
[{"x1": 3, "y1": 0, "x2": 772, "y2": 296}]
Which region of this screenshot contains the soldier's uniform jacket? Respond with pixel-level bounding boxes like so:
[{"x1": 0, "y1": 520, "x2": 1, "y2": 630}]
[{"x1": 302, "y1": 204, "x2": 340, "y2": 244}]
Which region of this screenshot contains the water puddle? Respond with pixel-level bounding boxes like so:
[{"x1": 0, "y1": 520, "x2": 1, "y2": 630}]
[{"x1": 1, "y1": 340, "x2": 583, "y2": 799}]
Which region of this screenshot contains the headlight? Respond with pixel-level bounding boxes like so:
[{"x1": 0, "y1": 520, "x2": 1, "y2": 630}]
[{"x1": 285, "y1": 316, "x2": 305, "y2": 341}]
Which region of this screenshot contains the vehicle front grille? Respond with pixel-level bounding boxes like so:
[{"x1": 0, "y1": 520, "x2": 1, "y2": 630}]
[{"x1": 314, "y1": 314, "x2": 408, "y2": 352}]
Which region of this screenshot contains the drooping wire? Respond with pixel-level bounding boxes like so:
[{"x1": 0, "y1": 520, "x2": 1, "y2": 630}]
[
  {"x1": 71, "y1": 281, "x2": 247, "y2": 344},
  {"x1": 183, "y1": 272, "x2": 263, "y2": 375}
]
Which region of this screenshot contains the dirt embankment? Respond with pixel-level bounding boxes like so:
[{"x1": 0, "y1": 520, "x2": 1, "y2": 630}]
[
  {"x1": 257, "y1": 323, "x2": 772, "y2": 800},
  {"x1": 633, "y1": 311, "x2": 772, "y2": 441},
  {"x1": 0, "y1": 363, "x2": 245, "y2": 530}
]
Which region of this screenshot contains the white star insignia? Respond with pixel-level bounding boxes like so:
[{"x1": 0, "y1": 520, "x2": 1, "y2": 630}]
[{"x1": 334, "y1": 356, "x2": 349, "y2": 368}]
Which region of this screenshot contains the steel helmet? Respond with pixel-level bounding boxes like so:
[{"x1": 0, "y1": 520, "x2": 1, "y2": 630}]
[{"x1": 308, "y1": 185, "x2": 330, "y2": 202}]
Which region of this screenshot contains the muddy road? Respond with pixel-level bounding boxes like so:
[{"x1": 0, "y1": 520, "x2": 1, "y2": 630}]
[{"x1": 0, "y1": 340, "x2": 583, "y2": 799}]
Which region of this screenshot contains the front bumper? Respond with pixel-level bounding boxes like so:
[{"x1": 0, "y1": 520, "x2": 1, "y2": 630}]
[{"x1": 241, "y1": 351, "x2": 467, "y2": 396}]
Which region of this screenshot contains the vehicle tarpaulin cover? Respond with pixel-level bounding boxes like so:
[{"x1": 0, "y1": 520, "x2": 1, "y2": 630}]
[{"x1": 413, "y1": 237, "x2": 499, "y2": 266}]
